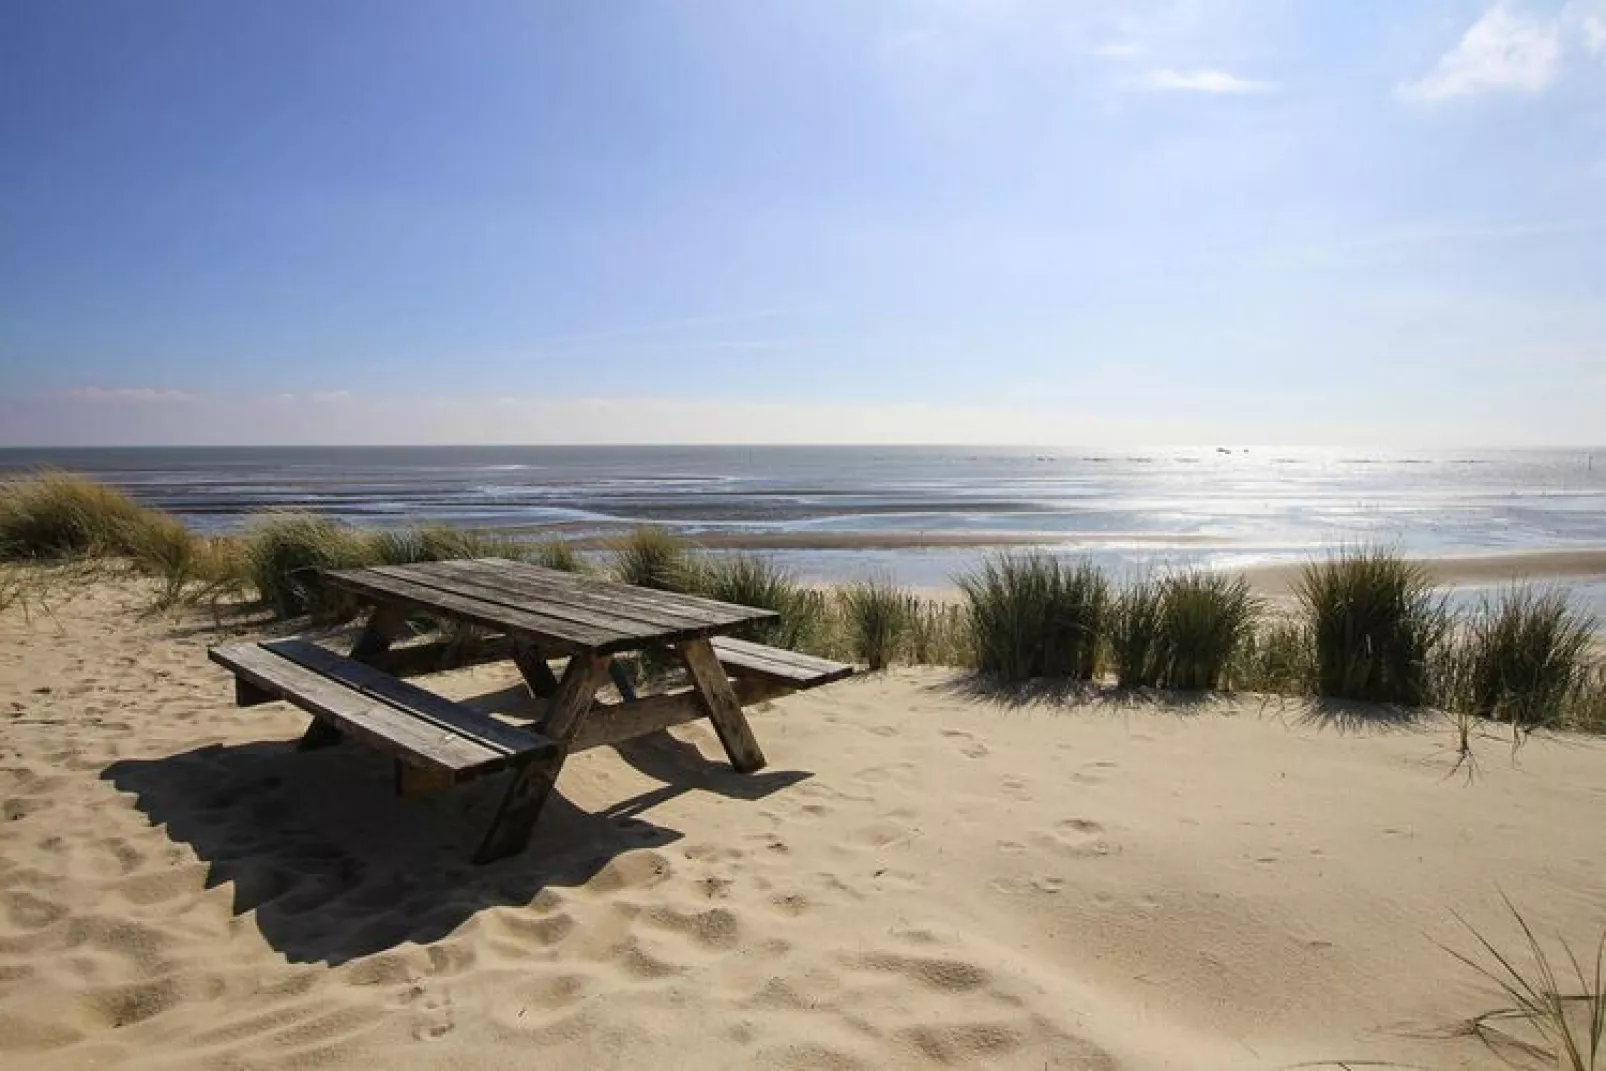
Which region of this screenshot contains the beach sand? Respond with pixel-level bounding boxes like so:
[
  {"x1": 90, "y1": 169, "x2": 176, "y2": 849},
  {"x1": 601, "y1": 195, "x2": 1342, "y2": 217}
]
[{"x1": 2, "y1": 571, "x2": 1604, "y2": 1069}]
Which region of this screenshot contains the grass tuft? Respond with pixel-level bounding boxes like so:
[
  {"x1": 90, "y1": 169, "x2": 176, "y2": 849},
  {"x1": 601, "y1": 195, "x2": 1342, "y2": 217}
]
[
  {"x1": 611, "y1": 527, "x2": 697, "y2": 592},
  {"x1": 696, "y1": 553, "x2": 825, "y2": 651},
  {"x1": 957, "y1": 552, "x2": 1109, "y2": 681},
  {"x1": 1296, "y1": 547, "x2": 1449, "y2": 705},
  {"x1": 1158, "y1": 570, "x2": 1259, "y2": 690},
  {"x1": 244, "y1": 513, "x2": 372, "y2": 619},
  {"x1": 530, "y1": 538, "x2": 586, "y2": 573},
  {"x1": 0, "y1": 473, "x2": 164, "y2": 560},
  {"x1": 1444, "y1": 897, "x2": 1606, "y2": 1070},
  {"x1": 1456, "y1": 586, "x2": 1596, "y2": 730},
  {"x1": 839, "y1": 576, "x2": 914, "y2": 670},
  {"x1": 1110, "y1": 578, "x2": 1165, "y2": 688}
]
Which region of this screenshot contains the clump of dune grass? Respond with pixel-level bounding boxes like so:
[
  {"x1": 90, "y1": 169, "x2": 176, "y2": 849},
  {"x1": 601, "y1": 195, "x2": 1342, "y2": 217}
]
[
  {"x1": 611, "y1": 527, "x2": 697, "y2": 592},
  {"x1": 958, "y1": 552, "x2": 1109, "y2": 681},
  {"x1": 1159, "y1": 571, "x2": 1259, "y2": 690},
  {"x1": 1231, "y1": 618, "x2": 1312, "y2": 695},
  {"x1": 245, "y1": 513, "x2": 374, "y2": 619},
  {"x1": 1296, "y1": 547, "x2": 1449, "y2": 705},
  {"x1": 904, "y1": 599, "x2": 970, "y2": 667},
  {"x1": 1110, "y1": 578, "x2": 1165, "y2": 688},
  {"x1": 0, "y1": 473, "x2": 164, "y2": 560},
  {"x1": 1455, "y1": 586, "x2": 1596, "y2": 731},
  {"x1": 696, "y1": 552, "x2": 825, "y2": 650},
  {"x1": 366, "y1": 523, "x2": 525, "y2": 566},
  {"x1": 123, "y1": 513, "x2": 202, "y2": 609},
  {"x1": 1443, "y1": 897, "x2": 1605, "y2": 1070},
  {"x1": 530, "y1": 537, "x2": 585, "y2": 573},
  {"x1": 839, "y1": 576, "x2": 914, "y2": 670}
]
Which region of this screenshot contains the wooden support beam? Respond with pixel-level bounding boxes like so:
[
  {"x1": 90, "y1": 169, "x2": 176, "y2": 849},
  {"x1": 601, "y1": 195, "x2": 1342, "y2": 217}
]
[
  {"x1": 677, "y1": 638, "x2": 767, "y2": 773},
  {"x1": 473, "y1": 653, "x2": 606, "y2": 864},
  {"x1": 512, "y1": 639, "x2": 561, "y2": 700}
]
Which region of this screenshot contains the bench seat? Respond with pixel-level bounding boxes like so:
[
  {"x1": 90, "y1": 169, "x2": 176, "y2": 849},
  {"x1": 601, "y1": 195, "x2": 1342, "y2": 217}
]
[
  {"x1": 208, "y1": 639, "x2": 556, "y2": 782},
  {"x1": 709, "y1": 637, "x2": 854, "y2": 694}
]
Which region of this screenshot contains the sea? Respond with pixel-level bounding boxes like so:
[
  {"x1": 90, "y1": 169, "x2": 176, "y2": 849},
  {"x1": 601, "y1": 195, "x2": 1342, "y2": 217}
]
[{"x1": 4, "y1": 445, "x2": 1605, "y2": 609}]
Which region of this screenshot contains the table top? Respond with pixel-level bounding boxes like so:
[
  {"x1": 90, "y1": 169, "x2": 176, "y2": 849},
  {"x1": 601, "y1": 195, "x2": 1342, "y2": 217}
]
[{"x1": 325, "y1": 557, "x2": 779, "y2": 655}]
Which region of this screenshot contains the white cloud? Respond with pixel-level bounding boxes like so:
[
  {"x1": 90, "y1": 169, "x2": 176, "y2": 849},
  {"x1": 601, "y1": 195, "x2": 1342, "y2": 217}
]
[
  {"x1": 1400, "y1": 5, "x2": 1562, "y2": 103},
  {"x1": 1140, "y1": 68, "x2": 1275, "y2": 94},
  {"x1": 1568, "y1": 0, "x2": 1606, "y2": 55},
  {"x1": 65, "y1": 387, "x2": 193, "y2": 403}
]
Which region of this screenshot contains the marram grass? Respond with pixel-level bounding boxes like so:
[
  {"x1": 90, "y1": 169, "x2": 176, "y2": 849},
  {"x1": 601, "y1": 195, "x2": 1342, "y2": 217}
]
[
  {"x1": 958, "y1": 552, "x2": 1108, "y2": 681},
  {"x1": 839, "y1": 576, "x2": 915, "y2": 671},
  {"x1": 4, "y1": 474, "x2": 1605, "y2": 738},
  {"x1": 1296, "y1": 547, "x2": 1450, "y2": 705}
]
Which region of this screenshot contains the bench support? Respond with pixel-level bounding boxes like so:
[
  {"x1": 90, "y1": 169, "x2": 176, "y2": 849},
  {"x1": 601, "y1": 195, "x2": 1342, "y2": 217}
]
[
  {"x1": 677, "y1": 638, "x2": 767, "y2": 774},
  {"x1": 474, "y1": 652, "x2": 607, "y2": 864}
]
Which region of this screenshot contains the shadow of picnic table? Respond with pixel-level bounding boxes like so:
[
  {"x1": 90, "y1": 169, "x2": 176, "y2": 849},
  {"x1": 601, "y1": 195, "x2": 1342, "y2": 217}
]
[{"x1": 102, "y1": 735, "x2": 809, "y2": 966}]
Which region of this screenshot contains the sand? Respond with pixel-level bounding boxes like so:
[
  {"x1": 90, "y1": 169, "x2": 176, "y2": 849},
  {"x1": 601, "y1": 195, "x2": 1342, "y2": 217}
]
[{"x1": 3, "y1": 571, "x2": 1605, "y2": 1069}]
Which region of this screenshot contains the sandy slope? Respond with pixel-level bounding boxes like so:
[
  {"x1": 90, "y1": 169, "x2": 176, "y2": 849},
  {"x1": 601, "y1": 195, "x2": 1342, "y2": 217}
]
[{"x1": 2, "y1": 573, "x2": 1604, "y2": 1069}]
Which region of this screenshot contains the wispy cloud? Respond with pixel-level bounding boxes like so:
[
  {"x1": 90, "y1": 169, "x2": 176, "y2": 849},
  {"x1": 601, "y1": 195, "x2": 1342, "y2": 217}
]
[
  {"x1": 65, "y1": 387, "x2": 193, "y2": 403},
  {"x1": 1140, "y1": 68, "x2": 1276, "y2": 94},
  {"x1": 1573, "y1": 0, "x2": 1606, "y2": 55},
  {"x1": 1400, "y1": 5, "x2": 1562, "y2": 103}
]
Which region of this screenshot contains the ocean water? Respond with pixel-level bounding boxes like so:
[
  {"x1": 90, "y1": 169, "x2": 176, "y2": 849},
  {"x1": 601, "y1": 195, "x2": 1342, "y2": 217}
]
[{"x1": 3, "y1": 445, "x2": 1604, "y2": 593}]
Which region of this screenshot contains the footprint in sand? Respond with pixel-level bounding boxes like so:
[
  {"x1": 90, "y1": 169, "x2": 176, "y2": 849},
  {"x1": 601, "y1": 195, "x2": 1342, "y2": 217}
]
[{"x1": 1031, "y1": 818, "x2": 1117, "y2": 859}]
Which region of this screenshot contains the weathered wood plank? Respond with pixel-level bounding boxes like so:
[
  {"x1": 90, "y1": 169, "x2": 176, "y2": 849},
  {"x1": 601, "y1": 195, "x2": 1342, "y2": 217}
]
[
  {"x1": 368, "y1": 564, "x2": 670, "y2": 644},
  {"x1": 429, "y1": 559, "x2": 773, "y2": 632},
  {"x1": 710, "y1": 636, "x2": 855, "y2": 687},
  {"x1": 447, "y1": 558, "x2": 774, "y2": 620},
  {"x1": 375, "y1": 634, "x2": 516, "y2": 678},
  {"x1": 512, "y1": 639, "x2": 561, "y2": 699},
  {"x1": 568, "y1": 691, "x2": 706, "y2": 752},
  {"x1": 209, "y1": 644, "x2": 508, "y2": 774},
  {"x1": 262, "y1": 639, "x2": 547, "y2": 757},
  {"x1": 396, "y1": 761, "x2": 455, "y2": 798},
  {"x1": 321, "y1": 569, "x2": 612, "y2": 653},
  {"x1": 677, "y1": 638, "x2": 767, "y2": 773}
]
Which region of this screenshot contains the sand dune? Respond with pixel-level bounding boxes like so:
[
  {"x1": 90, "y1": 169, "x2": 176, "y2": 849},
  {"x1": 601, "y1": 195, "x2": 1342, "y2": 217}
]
[{"x1": 2, "y1": 574, "x2": 1605, "y2": 1068}]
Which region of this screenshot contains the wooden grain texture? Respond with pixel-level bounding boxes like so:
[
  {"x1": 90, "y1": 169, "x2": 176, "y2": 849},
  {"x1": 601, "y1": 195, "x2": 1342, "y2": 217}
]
[
  {"x1": 325, "y1": 558, "x2": 777, "y2": 654},
  {"x1": 396, "y1": 761, "x2": 455, "y2": 798},
  {"x1": 208, "y1": 643, "x2": 512, "y2": 775},
  {"x1": 262, "y1": 639, "x2": 546, "y2": 757},
  {"x1": 568, "y1": 691, "x2": 707, "y2": 752},
  {"x1": 370, "y1": 564, "x2": 668, "y2": 643},
  {"x1": 677, "y1": 638, "x2": 767, "y2": 773},
  {"x1": 321, "y1": 569, "x2": 609, "y2": 652},
  {"x1": 375, "y1": 634, "x2": 516, "y2": 678},
  {"x1": 511, "y1": 639, "x2": 561, "y2": 699},
  {"x1": 429, "y1": 559, "x2": 773, "y2": 630},
  {"x1": 472, "y1": 653, "x2": 606, "y2": 864},
  {"x1": 710, "y1": 636, "x2": 855, "y2": 688}
]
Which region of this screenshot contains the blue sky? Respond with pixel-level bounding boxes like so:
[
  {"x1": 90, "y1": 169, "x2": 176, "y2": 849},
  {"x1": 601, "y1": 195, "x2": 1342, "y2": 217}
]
[{"x1": 2, "y1": 0, "x2": 1604, "y2": 446}]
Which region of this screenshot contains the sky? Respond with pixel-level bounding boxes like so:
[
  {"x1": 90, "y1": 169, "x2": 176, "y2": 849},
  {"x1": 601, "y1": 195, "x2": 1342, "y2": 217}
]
[{"x1": 2, "y1": 0, "x2": 1604, "y2": 447}]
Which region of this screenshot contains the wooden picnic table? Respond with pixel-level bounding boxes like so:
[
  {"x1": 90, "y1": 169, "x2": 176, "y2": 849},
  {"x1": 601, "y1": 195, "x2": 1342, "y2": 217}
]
[{"x1": 210, "y1": 558, "x2": 851, "y2": 863}]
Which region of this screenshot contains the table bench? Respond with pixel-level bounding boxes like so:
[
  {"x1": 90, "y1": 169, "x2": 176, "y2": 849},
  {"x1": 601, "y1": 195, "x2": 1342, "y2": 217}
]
[{"x1": 208, "y1": 558, "x2": 853, "y2": 863}]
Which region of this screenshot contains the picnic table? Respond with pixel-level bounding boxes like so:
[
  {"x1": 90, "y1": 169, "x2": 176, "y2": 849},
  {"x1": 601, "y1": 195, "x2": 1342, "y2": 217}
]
[{"x1": 209, "y1": 558, "x2": 851, "y2": 863}]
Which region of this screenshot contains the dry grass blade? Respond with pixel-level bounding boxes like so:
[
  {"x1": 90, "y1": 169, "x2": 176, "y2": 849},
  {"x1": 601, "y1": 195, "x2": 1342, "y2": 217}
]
[{"x1": 1441, "y1": 896, "x2": 1606, "y2": 1070}]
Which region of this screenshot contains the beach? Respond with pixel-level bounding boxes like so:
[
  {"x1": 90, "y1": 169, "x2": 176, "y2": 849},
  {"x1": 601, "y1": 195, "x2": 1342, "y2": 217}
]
[{"x1": 2, "y1": 570, "x2": 1603, "y2": 1069}]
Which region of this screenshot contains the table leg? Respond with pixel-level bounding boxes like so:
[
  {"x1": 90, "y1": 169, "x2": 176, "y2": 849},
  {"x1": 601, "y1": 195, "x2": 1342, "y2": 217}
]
[
  {"x1": 677, "y1": 638, "x2": 767, "y2": 773},
  {"x1": 474, "y1": 653, "x2": 606, "y2": 864},
  {"x1": 512, "y1": 638, "x2": 561, "y2": 699},
  {"x1": 296, "y1": 602, "x2": 409, "y2": 752}
]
